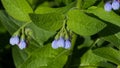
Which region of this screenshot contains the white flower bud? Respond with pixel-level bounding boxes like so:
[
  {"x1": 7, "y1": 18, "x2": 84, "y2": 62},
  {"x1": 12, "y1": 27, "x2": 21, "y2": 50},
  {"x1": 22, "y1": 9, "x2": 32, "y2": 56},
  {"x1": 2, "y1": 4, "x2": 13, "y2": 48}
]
[
  {"x1": 10, "y1": 36, "x2": 19, "y2": 45},
  {"x1": 18, "y1": 39, "x2": 26, "y2": 50}
]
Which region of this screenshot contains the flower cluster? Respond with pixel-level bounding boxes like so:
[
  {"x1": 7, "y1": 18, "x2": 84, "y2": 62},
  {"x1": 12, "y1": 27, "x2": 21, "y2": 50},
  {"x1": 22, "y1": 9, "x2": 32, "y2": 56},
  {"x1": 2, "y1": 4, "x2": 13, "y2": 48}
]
[
  {"x1": 52, "y1": 37, "x2": 71, "y2": 49},
  {"x1": 104, "y1": 0, "x2": 120, "y2": 12},
  {"x1": 51, "y1": 21, "x2": 72, "y2": 49},
  {"x1": 10, "y1": 35, "x2": 26, "y2": 50},
  {"x1": 9, "y1": 29, "x2": 27, "y2": 50}
]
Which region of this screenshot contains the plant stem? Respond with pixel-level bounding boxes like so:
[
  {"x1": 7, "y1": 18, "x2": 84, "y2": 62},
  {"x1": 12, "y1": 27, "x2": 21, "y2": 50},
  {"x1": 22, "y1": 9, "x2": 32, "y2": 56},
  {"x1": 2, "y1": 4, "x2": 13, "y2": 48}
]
[
  {"x1": 76, "y1": 0, "x2": 82, "y2": 9},
  {"x1": 90, "y1": 38, "x2": 100, "y2": 49}
]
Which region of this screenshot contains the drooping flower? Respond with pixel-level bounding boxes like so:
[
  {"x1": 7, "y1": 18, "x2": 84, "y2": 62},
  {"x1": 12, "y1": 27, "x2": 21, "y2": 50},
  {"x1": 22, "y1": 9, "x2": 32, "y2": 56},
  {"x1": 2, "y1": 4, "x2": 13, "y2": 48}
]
[
  {"x1": 9, "y1": 36, "x2": 19, "y2": 45},
  {"x1": 52, "y1": 40, "x2": 59, "y2": 49},
  {"x1": 104, "y1": 2, "x2": 112, "y2": 12},
  {"x1": 64, "y1": 40, "x2": 71, "y2": 49},
  {"x1": 57, "y1": 37, "x2": 65, "y2": 47},
  {"x1": 18, "y1": 39, "x2": 26, "y2": 50},
  {"x1": 112, "y1": 0, "x2": 120, "y2": 10}
]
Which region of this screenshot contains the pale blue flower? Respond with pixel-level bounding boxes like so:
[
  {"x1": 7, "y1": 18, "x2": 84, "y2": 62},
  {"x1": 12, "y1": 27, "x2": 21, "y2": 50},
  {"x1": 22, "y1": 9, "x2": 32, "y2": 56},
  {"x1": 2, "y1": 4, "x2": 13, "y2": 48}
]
[
  {"x1": 9, "y1": 36, "x2": 19, "y2": 45},
  {"x1": 52, "y1": 40, "x2": 59, "y2": 49},
  {"x1": 64, "y1": 40, "x2": 71, "y2": 49},
  {"x1": 18, "y1": 39, "x2": 26, "y2": 50},
  {"x1": 104, "y1": 2, "x2": 112, "y2": 12},
  {"x1": 57, "y1": 37, "x2": 65, "y2": 47},
  {"x1": 112, "y1": 0, "x2": 120, "y2": 10}
]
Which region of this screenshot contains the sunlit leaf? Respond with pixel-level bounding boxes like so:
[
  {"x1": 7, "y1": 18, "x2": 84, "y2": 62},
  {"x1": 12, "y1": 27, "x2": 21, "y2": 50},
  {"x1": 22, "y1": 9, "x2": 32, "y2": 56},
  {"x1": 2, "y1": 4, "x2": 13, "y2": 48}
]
[
  {"x1": 67, "y1": 9, "x2": 106, "y2": 36},
  {"x1": 1, "y1": 0, "x2": 33, "y2": 22}
]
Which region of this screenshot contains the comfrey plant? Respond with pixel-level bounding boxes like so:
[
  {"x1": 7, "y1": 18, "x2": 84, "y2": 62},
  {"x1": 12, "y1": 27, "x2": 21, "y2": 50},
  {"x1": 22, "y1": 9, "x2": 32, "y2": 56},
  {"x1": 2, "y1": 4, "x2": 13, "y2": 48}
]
[
  {"x1": 9, "y1": 28, "x2": 27, "y2": 50},
  {"x1": 104, "y1": 0, "x2": 120, "y2": 11},
  {"x1": 52, "y1": 21, "x2": 71, "y2": 49}
]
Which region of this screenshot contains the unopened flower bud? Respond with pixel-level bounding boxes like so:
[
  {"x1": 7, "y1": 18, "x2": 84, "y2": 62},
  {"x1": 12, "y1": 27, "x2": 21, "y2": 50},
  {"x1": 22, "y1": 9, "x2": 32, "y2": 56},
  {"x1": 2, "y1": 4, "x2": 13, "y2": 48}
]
[
  {"x1": 57, "y1": 37, "x2": 65, "y2": 47},
  {"x1": 64, "y1": 40, "x2": 71, "y2": 49},
  {"x1": 112, "y1": 0, "x2": 120, "y2": 10},
  {"x1": 18, "y1": 39, "x2": 26, "y2": 50},
  {"x1": 10, "y1": 36, "x2": 19, "y2": 45},
  {"x1": 104, "y1": 2, "x2": 112, "y2": 12},
  {"x1": 51, "y1": 40, "x2": 59, "y2": 49}
]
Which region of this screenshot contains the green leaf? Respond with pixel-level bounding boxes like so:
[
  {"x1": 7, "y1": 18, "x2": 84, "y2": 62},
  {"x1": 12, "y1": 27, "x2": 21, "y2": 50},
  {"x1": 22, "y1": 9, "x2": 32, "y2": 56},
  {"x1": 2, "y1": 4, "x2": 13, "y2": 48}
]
[
  {"x1": 86, "y1": 6, "x2": 120, "y2": 27},
  {"x1": 29, "y1": 13, "x2": 64, "y2": 31},
  {"x1": 0, "y1": 10, "x2": 19, "y2": 34},
  {"x1": 12, "y1": 46, "x2": 28, "y2": 68},
  {"x1": 93, "y1": 47, "x2": 120, "y2": 65},
  {"x1": 1, "y1": 0, "x2": 33, "y2": 22},
  {"x1": 82, "y1": 0, "x2": 97, "y2": 9},
  {"x1": 35, "y1": 2, "x2": 75, "y2": 14},
  {"x1": 80, "y1": 50, "x2": 115, "y2": 68},
  {"x1": 67, "y1": 9, "x2": 106, "y2": 36},
  {"x1": 20, "y1": 44, "x2": 69, "y2": 68},
  {"x1": 81, "y1": 50, "x2": 105, "y2": 66}
]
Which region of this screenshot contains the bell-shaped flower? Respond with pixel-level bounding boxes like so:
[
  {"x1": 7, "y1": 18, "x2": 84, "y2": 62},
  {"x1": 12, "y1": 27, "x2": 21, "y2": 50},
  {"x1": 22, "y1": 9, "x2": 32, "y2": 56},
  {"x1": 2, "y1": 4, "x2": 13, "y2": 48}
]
[
  {"x1": 64, "y1": 40, "x2": 71, "y2": 49},
  {"x1": 57, "y1": 37, "x2": 65, "y2": 47},
  {"x1": 112, "y1": 0, "x2": 120, "y2": 10},
  {"x1": 104, "y1": 2, "x2": 112, "y2": 12},
  {"x1": 9, "y1": 36, "x2": 19, "y2": 45},
  {"x1": 52, "y1": 40, "x2": 59, "y2": 49},
  {"x1": 18, "y1": 39, "x2": 26, "y2": 50}
]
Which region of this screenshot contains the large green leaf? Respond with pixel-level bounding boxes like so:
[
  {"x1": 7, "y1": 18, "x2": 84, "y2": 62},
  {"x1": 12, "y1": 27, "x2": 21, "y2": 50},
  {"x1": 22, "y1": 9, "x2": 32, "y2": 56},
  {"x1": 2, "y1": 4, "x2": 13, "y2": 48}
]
[
  {"x1": 67, "y1": 9, "x2": 106, "y2": 36},
  {"x1": 86, "y1": 6, "x2": 120, "y2": 27},
  {"x1": 80, "y1": 50, "x2": 115, "y2": 68},
  {"x1": 29, "y1": 13, "x2": 64, "y2": 31},
  {"x1": 1, "y1": 0, "x2": 33, "y2": 22},
  {"x1": 93, "y1": 47, "x2": 120, "y2": 65},
  {"x1": 20, "y1": 44, "x2": 69, "y2": 68}
]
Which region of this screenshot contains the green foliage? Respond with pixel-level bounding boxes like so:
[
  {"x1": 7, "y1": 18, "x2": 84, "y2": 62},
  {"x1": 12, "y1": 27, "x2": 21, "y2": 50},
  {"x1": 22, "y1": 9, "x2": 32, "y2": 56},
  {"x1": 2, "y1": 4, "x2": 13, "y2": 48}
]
[
  {"x1": 93, "y1": 47, "x2": 120, "y2": 65},
  {"x1": 20, "y1": 44, "x2": 69, "y2": 68},
  {"x1": 12, "y1": 46, "x2": 28, "y2": 67},
  {"x1": 29, "y1": 13, "x2": 64, "y2": 31},
  {"x1": 80, "y1": 50, "x2": 115, "y2": 68},
  {"x1": 1, "y1": 0, "x2": 33, "y2": 22},
  {"x1": 67, "y1": 9, "x2": 106, "y2": 36},
  {"x1": 86, "y1": 6, "x2": 120, "y2": 27},
  {"x1": 0, "y1": 0, "x2": 120, "y2": 68},
  {"x1": 0, "y1": 10, "x2": 20, "y2": 34}
]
